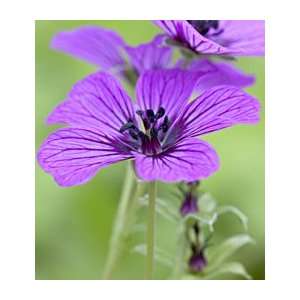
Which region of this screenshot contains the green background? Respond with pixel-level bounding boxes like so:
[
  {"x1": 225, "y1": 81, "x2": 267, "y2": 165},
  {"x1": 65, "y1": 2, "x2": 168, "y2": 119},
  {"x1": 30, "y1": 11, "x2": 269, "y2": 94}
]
[{"x1": 35, "y1": 20, "x2": 265, "y2": 280}]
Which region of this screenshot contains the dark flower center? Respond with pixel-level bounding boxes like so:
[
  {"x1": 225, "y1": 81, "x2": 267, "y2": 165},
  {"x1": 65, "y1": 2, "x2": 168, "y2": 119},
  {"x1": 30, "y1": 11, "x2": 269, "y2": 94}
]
[
  {"x1": 187, "y1": 20, "x2": 220, "y2": 36},
  {"x1": 120, "y1": 106, "x2": 170, "y2": 155}
]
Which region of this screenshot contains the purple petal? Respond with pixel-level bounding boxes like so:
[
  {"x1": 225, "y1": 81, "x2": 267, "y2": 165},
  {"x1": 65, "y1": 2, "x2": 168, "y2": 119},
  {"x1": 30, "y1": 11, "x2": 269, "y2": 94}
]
[
  {"x1": 51, "y1": 26, "x2": 126, "y2": 70},
  {"x1": 218, "y1": 20, "x2": 265, "y2": 56},
  {"x1": 38, "y1": 128, "x2": 133, "y2": 187},
  {"x1": 154, "y1": 20, "x2": 265, "y2": 56},
  {"x1": 134, "y1": 138, "x2": 219, "y2": 182},
  {"x1": 47, "y1": 71, "x2": 135, "y2": 137},
  {"x1": 136, "y1": 69, "x2": 201, "y2": 120},
  {"x1": 154, "y1": 21, "x2": 229, "y2": 54},
  {"x1": 175, "y1": 86, "x2": 260, "y2": 138},
  {"x1": 124, "y1": 34, "x2": 172, "y2": 74},
  {"x1": 190, "y1": 59, "x2": 255, "y2": 93}
]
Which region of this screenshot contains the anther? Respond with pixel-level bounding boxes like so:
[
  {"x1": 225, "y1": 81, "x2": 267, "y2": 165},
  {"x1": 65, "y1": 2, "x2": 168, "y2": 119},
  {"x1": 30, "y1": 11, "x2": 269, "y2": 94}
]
[
  {"x1": 155, "y1": 107, "x2": 165, "y2": 120},
  {"x1": 120, "y1": 121, "x2": 135, "y2": 133},
  {"x1": 187, "y1": 20, "x2": 219, "y2": 36},
  {"x1": 146, "y1": 109, "x2": 155, "y2": 123},
  {"x1": 161, "y1": 116, "x2": 170, "y2": 133},
  {"x1": 128, "y1": 128, "x2": 139, "y2": 140}
]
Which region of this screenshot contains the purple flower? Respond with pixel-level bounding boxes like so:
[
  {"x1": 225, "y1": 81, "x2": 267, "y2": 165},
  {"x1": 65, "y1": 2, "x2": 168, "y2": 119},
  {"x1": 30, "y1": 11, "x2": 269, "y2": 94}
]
[
  {"x1": 51, "y1": 26, "x2": 172, "y2": 76},
  {"x1": 180, "y1": 192, "x2": 199, "y2": 216},
  {"x1": 189, "y1": 249, "x2": 207, "y2": 273},
  {"x1": 38, "y1": 69, "x2": 260, "y2": 187},
  {"x1": 180, "y1": 181, "x2": 200, "y2": 216},
  {"x1": 154, "y1": 20, "x2": 265, "y2": 56},
  {"x1": 51, "y1": 25, "x2": 255, "y2": 90}
]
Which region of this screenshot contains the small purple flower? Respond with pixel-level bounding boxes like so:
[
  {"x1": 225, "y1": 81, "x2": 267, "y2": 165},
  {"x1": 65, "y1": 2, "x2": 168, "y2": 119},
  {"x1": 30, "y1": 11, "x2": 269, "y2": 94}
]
[
  {"x1": 180, "y1": 192, "x2": 199, "y2": 216},
  {"x1": 38, "y1": 69, "x2": 260, "y2": 187},
  {"x1": 155, "y1": 20, "x2": 265, "y2": 56},
  {"x1": 180, "y1": 181, "x2": 200, "y2": 216},
  {"x1": 189, "y1": 248, "x2": 207, "y2": 273},
  {"x1": 51, "y1": 25, "x2": 255, "y2": 90}
]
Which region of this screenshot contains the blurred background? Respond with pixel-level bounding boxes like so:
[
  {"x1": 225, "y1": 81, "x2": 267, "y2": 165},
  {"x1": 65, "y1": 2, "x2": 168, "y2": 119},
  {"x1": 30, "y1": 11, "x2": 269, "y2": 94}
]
[{"x1": 35, "y1": 20, "x2": 265, "y2": 280}]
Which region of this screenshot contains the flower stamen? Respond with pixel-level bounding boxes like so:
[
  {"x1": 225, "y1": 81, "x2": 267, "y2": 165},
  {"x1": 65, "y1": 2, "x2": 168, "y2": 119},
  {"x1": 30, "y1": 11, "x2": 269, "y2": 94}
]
[
  {"x1": 187, "y1": 20, "x2": 220, "y2": 36},
  {"x1": 120, "y1": 106, "x2": 170, "y2": 155}
]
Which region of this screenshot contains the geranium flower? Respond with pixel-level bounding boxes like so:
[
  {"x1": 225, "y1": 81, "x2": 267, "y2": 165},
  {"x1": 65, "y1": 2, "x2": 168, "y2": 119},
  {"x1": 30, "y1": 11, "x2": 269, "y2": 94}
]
[
  {"x1": 51, "y1": 25, "x2": 255, "y2": 89},
  {"x1": 38, "y1": 69, "x2": 260, "y2": 186},
  {"x1": 155, "y1": 20, "x2": 265, "y2": 56}
]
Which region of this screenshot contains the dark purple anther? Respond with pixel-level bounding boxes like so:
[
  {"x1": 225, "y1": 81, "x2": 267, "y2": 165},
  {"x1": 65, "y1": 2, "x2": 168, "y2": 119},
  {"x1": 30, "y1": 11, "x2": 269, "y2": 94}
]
[
  {"x1": 187, "y1": 20, "x2": 219, "y2": 36},
  {"x1": 120, "y1": 107, "x2": 171, "y2": 156}
]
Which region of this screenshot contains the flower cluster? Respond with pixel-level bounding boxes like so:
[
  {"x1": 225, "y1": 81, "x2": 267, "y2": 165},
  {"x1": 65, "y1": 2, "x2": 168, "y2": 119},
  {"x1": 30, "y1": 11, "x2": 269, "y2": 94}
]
[
  {"x1": 38, "y1": 20, "x2": 263, "y2": 186},
  {"x1": 37, "y1": 20, "x2": 264, "y2": 279}
]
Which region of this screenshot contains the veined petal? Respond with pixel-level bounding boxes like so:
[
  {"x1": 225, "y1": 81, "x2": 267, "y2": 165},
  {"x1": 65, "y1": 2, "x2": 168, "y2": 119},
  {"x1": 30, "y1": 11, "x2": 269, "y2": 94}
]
[
  {"x1": 134, "y1": 138, "x2": 219, "y2": 182},
  {"x1": 47, "y1": 71, "x2": 136, "y2": 136},
  {"x1": 175, "y1": 86, "x2": 260, "y2": 138},
  {"x1": 38, "y1": 128, "x2": 133, "y2": 187},
  {"x1": 155, "y1": 20, "x2": 265, "y2": 56},
  {"x1": 125, "y1": 35, "x2": 172, "y2": 74},
  {"x1": 136, "y1": 69, "x2": 202, "y2": 120},
  {"x1": 154, "y1": 20, "x2": 229, "y2": 54},
  {"x1": 51, "y1": 26, "x2": 126, "y2": 70},
  {"x1": 190, "y1": 59, "x2": 255, "y2": 94}
]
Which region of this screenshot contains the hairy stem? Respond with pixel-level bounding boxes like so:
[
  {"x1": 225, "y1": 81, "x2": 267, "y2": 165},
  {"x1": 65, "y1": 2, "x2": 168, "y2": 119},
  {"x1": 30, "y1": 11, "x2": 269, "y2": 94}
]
[
  {"x1": 145, "y1": 181, "x2": 157, "y2": 279},
  {"x1": 102, "y1": 162, "x2": 135, "y2": 279}
]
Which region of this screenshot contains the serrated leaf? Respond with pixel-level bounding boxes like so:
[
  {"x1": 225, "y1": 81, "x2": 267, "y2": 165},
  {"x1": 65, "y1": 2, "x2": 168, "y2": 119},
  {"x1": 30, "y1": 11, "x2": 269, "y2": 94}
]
[
  {"x1": 199, "y1": 193, "x2": 217, "y2": 213},
  {"x1": 132, "y1": 244, "x2": 173, "y2": 268},
  {"x1": 202, "y1": 262, "x2": 252, "y2": 280},
  {"x1": 215, "y1": 205, "x2": 248, "y2": 231},
  {"x1": 206, "y1": 234, "x2": 255, "y2": 272}
]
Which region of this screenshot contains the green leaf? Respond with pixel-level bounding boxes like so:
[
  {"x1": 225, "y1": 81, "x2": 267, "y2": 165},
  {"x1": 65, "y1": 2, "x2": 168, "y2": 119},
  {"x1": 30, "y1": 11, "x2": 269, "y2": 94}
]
[
  {"x1": 206, "y1": 234, "x2": 255, "y2": 272},
  {"x1": 215, "y1": 205, "x2": 248, "y2": 231},
  {"x1": 183, "y1": 212, "x2": 218, "y2": 232},
  {"x1": 202, "y1": 262, "x2": 252, "y2": 280},
  {"x1": 132, "y1": 244, "x2": 173, "y2": 268}
]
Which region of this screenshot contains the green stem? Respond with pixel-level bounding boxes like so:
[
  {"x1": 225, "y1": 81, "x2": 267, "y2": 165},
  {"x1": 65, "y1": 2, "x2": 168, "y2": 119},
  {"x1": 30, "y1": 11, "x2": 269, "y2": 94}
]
[
  {"x1": 102, "y1": 162, "x2": 135, "y2": 279},
  {"x1": 145, "y1": 181, "x2": 157, "y2": 279}
]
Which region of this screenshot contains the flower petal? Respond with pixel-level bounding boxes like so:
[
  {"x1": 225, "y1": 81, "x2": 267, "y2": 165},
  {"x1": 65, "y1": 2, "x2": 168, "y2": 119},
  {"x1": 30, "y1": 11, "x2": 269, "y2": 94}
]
[
  {"x1": 190, "y1": 59, "x2": 255, "y2": 94},
  {"x1": 51, "y1": 26, "x2": 126, "y2": 70},
  {"x1": 38, "y1": 128, "x2": 133, "y2": 187},
  {"x1": 134, "y1": 138, "x2": 219, "y2": 182},
  {"x1": 218, "y1": 20, "x2": 265, "y2": 56},
  {"x1": 175, "y1": 86, "x2": 260, "y2": 139},
  {"x1": 154, "y1": 20, "x2": 229, "y2": 54},
  {"x1": 136, "y1": 69, "x2": 201, "y2": 120},
  {"x1": 47, "y1": 71, "x2": 136, "y2": 136},
  {"x1": 155, "y1": 20, "x2": 265, "y2": 56},
  {"x1": 124, "y1": 35, "x2": 172, "y2": 74}
]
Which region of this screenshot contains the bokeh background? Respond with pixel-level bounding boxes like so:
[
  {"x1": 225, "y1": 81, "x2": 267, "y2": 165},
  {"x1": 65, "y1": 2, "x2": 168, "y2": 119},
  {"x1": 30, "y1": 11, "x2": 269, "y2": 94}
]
[{"x1": 35, "y1": 20, "x2": 265, "y2": 280}]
